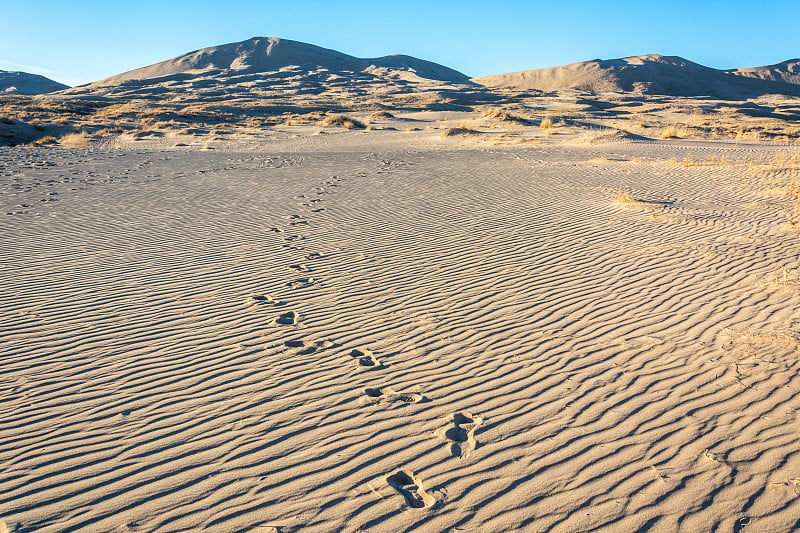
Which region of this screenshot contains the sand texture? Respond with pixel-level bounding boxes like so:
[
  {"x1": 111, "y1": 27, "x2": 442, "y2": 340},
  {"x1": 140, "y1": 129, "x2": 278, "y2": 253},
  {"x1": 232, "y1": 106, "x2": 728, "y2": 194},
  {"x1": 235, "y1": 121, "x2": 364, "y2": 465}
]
[{"x1": 2, "y1": 129, "x2": 800, "y2": 532}]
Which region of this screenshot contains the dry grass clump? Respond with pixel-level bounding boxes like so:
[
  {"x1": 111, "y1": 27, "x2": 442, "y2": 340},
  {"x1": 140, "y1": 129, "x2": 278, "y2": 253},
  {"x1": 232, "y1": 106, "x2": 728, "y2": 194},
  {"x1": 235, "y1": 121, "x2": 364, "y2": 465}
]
[
  {"x1": 28, "y1": 135, "x2": 58, "y2": 147},
  {"x1": 441, "y1": 127, "x2": 480, "y2": 138},
  {"x1": 771, "y1": 264, "x2": 800, "y2": 289},
  {"x1": 614, "y1": 190, "x2": 641, "y2": 207},
  {"x1": 319, "y1": 114, "x2": 366, "y2": 130},
  {"x1": 540, "y1": 117, "x2": 555, "y2": 129},
  {"x1": 98, "y1": 126, "x2": 124, "y2": 135},
  {"x1": 661, "y1": 125, "x2": 688, "y2": 139},
  {"x1": 149, "y1": 121, "x2": 176, "y2": 129},
  {"x1": 483, "y1": 108, "x2": 530, "y2": 125},
  {"x1": 371, "y1": 111, "x2": 395, "y2": 119},
  {"x1": 59, "y1": 131, "x2": 90, "y2": 148}
]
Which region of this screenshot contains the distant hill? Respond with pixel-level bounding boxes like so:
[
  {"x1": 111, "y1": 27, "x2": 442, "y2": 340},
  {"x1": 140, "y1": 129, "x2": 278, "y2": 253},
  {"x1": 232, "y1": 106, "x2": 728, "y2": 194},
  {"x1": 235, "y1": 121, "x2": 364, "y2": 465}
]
[
  {"x1": 67, "y1": 37, "x2": 470, "y2": 94},
  {"x1": 726, "y1": 58, "x2": 800, "y2": 85},
  {"x1": 61, "y1": 36, "x2": 493, "y2": 111},
  {"x1": 0, "y1": 71, "x2": 69, "y2": 94},
  {"x1": 472, "y1": 55, "x2": 800, "y2": 99}
]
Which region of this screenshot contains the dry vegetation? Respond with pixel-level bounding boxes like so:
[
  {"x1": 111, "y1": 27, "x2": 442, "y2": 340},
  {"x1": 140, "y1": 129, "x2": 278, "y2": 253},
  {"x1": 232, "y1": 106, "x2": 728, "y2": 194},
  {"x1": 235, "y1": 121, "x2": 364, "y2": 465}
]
[
  {"x1": 2, "y1": 85, "x2": 800, "y2": 148},
  {"x1": 318, "y1": 114, "x2": 366, "y2": 129},
  {"x1": 440, "y1": 127, "x2": 480, "y2": 138}
]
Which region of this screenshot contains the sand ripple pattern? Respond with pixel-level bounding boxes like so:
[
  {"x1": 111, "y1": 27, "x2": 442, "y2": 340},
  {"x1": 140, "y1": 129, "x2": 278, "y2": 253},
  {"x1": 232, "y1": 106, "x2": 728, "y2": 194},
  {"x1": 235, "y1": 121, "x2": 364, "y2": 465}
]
[{"x1": 1, "y1": 145, "x2": 800, "y2": 532}]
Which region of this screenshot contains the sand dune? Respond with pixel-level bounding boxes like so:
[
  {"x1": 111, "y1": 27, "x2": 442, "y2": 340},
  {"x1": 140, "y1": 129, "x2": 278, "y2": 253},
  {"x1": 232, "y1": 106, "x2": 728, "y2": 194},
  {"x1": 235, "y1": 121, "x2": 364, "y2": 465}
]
[
  {"x1": 473, "y1": 54, "x2": 800, "y2": 99},
  {"x1": 727, "y1": 58, "x2": 800, "y2": 85},
  {"x1": 70, "y1": 37, "x2": 471, "y2": 93},
  {"x1": 2, "y1": 131, "x2": 800, "y2": 531},
  {"x1": 3, "y1": 34, "x2": 800, "y2": 533},
  {"x1": 0, "y1": 71, "x2": 69, "y2": 95}
]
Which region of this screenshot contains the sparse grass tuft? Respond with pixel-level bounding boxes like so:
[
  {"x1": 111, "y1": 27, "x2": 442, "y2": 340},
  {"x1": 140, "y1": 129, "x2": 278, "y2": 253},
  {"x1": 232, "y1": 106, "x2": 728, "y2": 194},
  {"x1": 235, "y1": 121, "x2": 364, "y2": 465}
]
[
  {"x1": 661, "y1": 125, "x2": 687, "y2": 139},
  {"x1": 59, "y1": 131, "x2": 90, "y2": 148},
  {"x1": 772, "y1": 264, "x2": 800, "y2": 288},
  {"x1": 98, "y1": 126, "x2": 124, "y2": 135},
  {"x1": 441, "y1": 127, "x2": 479, "y2": 138},
  {"x1": 319, "y1": 114, "x2": 366, "y2": 130},
  {"x1": 614, "y1": 190, "x2": 639, "y2": 207},
  {"x1": 483, "y1": 108, "x2": 530, "y2": 125},
  {"x1": 540, "y1": 117, "x2": 554, "y2": 129},
  {"x1": 28, "y1": 136, "x2": 58, "y2": 147}
]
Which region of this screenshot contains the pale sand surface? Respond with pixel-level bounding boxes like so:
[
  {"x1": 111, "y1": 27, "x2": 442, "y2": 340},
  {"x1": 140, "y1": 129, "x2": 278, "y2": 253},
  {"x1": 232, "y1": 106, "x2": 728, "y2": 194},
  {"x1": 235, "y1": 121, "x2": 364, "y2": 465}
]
[{"x1": 2, "y1": 133, "x2": 800, "y2": 532}]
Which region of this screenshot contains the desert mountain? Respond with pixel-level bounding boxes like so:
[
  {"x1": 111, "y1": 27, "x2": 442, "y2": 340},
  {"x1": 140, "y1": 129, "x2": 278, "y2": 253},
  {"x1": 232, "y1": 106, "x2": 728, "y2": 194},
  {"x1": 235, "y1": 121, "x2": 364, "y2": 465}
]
[
  {"x1": 473, "y1": 54, "x2": 800, "y2": 99},
  {"x1": 84, "y1": 37, "x2": 470, "y2": 86},
  {"x1": 63, "y1": 37, "x2": 496, "y2": 113},
  {"x1": 0, "y1": 70, "x2": 69, "y2": 94},
  {"x1": 61, "y1": 36, "x2": 494, "y2": 111},
  {"x1": 726, "y1": 58, "x2": 800, "y2": 85}
]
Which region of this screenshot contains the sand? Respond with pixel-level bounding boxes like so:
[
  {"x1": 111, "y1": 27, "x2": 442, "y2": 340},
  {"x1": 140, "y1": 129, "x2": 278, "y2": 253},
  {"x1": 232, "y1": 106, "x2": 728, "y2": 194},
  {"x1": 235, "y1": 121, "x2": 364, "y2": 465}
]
[{"x1": 2, "y1": 123, "x2": 800, "y2": 532}]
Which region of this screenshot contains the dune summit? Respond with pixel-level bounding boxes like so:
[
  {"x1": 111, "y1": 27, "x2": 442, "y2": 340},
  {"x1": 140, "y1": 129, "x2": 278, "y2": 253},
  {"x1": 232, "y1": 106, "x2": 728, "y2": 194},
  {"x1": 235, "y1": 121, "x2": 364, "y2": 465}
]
[
  {"x1": 80, "y1": 36, "x2": 471, "y2": 89},
  {"x1": 59, "y1": 36, "x2": 491, "y2": 109},
  {"x1": 473, "y1": 54, "x2": 800, "y2": 99}
]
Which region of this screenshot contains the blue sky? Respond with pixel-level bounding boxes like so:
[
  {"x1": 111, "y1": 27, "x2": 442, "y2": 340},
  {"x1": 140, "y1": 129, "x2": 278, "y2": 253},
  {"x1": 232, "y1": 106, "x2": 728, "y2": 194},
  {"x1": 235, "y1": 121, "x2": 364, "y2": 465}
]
[{"x1": 2, "y1": 0, "x2": 798, "y2": 86}]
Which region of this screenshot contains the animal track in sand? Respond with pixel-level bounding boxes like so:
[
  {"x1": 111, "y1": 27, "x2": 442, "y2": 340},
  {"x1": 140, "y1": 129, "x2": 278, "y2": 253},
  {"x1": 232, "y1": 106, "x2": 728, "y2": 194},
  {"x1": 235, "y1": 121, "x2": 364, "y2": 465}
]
[
  {"x1": 443, "y1": 412, "x2": 483, "y2": 459},
  {"x1": 306, "y1": 252, "x2": 324, "y2": 259},
  {"x1": 364, "y1": 387, "x2": 423, "y2": 404},
  {"x1": 270, "y1": 310, "x2": 299, "y2": 326},
  {"x1": 350, "y1": 348, "x2": 381, "y2": 367},
  {"x1": 287, "y1": 277, "x2": 317, "y2": 289},
  {"x1": 289, "y1": 264, "x2": 310, "y2": 272},
  {"x1": 387, "y1": 470, "x2": 436, "y2": 509}
]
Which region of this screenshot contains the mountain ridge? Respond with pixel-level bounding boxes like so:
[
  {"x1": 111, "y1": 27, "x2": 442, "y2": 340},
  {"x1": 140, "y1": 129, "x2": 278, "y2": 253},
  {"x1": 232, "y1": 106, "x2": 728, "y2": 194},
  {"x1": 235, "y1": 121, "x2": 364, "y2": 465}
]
[
  {"x1": 472, "y1": 54, "x2": 800, "y2": 99},
  {"x1": 79, "y1": 37, "x2": 471, "y2": 89}
]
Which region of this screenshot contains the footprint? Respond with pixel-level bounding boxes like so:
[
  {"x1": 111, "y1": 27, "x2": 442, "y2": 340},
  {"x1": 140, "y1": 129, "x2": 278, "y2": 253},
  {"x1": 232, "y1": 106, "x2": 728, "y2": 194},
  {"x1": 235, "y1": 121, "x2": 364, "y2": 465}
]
[
  {"x1": 289, "y1": 264, "x2": 310, "y2": 272},
  {"x1": 251, "y1": 294, "x2": 281, "y2": 306},
  {"x1": 306, "y1": 252, "x2": 324, "y2": 259},
  {"x1": 350, "y1": 348, "x2": 381, "y2": 367},
  {"x1": 284, "y1": 338, "x2": 334, "y2": 353},
  {"x1": 287, "y1": 277, "x2": 317, "y2": 288},
  {"x1": 363, "y1": 387, "x2": 423, "y2": 405},
  {"x1": 284, "y1": 235, "x2": 305, "y2": 242},
  {"x1": 387, "y1": 470, "x2": 436, "y2": 509},
  {"x1": 271, "y1": 310, "x2": 299, "y2": 326},
  {"x1": 444, "y1": 412, "x2": 483, "y2": 459}
]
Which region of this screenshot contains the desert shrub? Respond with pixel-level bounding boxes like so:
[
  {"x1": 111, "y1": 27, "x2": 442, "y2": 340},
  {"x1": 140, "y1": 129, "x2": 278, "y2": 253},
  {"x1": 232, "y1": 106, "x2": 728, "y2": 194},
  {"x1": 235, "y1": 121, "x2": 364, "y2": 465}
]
[
  {"x1": 29, "y1": 136, "x2": 58, "y2": 147},
  {"x1": 441, "y1": 127, "x2": 479, "y2": 137},
  {"x1": 484, "y1": 108, "x2": 529, "y2": 125},
  {"x1": 661, "y1": 125, "x2": 687, "y2": 139},
  {"x1": 59, "y1": 131, "x2": 90, "y2": 148},
  {"x1": 319, "y1": 114, "x2": 366, "y2": 130}
]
